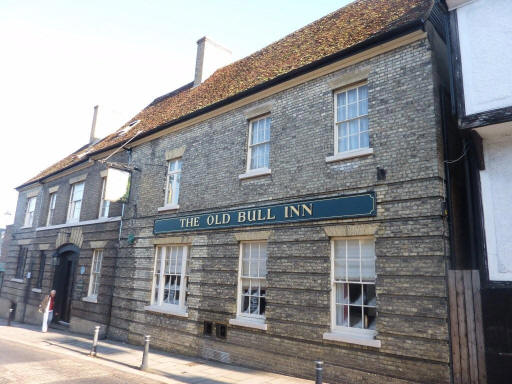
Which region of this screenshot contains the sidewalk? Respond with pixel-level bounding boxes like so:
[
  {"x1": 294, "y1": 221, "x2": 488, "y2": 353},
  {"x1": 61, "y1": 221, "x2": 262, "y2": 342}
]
[{"x1": 0, "y1": 320, "x2": 313, "y2": 384}]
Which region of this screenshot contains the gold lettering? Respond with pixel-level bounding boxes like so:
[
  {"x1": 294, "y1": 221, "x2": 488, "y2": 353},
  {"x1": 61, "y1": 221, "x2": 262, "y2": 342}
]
[
  {"x1": 301, "y1": 203, "x2": 313, "y2": 216},
  {"x1": 180, "y1": 218, "x2": 186, "y2": 228},
  {"x1": 207, "y1": 215, "x2": 214, "y2": 226},
  {"x1": 257, "y1": 209, "x2": 265, "y2": 221},
  {"x1": 247, "y1": 210, "x2": 256, "y2": 222},
  {"x1": 284, "y1": 206, "x2": 289, "y2": 218},
  {"x1": 290, "y1": 205, "x2": 300, "y2": 217},
  {"x1": 215, "y1": 214, "x2": 222, "y2": 225},
  {"x1": 238, "y1": 211, "x2": 246, "y2": 223},
  {"x1": 267, "y1": 208, "x2": 276, "y2": 220},
  {"x1": 193, "y1": 217, "x2": 200, "y2": 227},
  {"x1": 222, "y1": 213, "x2": 231, "y2": 224}
]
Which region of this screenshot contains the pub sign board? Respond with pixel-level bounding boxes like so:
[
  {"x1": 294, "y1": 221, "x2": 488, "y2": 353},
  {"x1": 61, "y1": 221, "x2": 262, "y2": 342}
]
[{"x1": 154, "y1": 192, "x2": 376, "y2": 234}]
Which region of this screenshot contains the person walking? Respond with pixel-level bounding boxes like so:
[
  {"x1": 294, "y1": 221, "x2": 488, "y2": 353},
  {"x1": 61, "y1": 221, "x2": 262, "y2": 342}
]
[{"x1": 39, "y1": 290, "x2": 56, "y2": 332}]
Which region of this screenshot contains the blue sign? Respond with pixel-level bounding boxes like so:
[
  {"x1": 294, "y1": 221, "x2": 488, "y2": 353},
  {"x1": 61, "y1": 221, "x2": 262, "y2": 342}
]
[{"x1": 154, "y1": 192, "x2": 376, "y2": 234}]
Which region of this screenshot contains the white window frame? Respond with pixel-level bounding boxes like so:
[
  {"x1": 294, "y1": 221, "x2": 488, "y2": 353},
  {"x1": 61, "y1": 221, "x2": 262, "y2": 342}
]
[
  {"x1": 46, "y1": 192, "x2": 57, "y2": 226},
  {"x1": 24, "y1": 197, "x2": 36, "y2": 227},
  {"x1": 87, "y1": 249, "x2": 103, "y2": 299},
  {"x1": 324, "y1": 237, "x2": 380, "y2": 347},
  {"x1": 246, "y1": 115, "x2": 271, "y2": 172},
  {"x1": 98, "y1": 177, "x2": 110, "y2": 218},
  {"x1": 148, "y1": 245, "x2": 189, "y2": 315},
  {"x1": 329, "y1": 83, "x2": 372, "y2": 162},
  {"x1": 232, "y1": 241, "x2": 267, "y2": 328},
  {"x1": 67, "y1": 181, "x2": 84, "y2": 223},
  {"x1": 162, "y1": 158, "x2": 182, "y2": 210}
]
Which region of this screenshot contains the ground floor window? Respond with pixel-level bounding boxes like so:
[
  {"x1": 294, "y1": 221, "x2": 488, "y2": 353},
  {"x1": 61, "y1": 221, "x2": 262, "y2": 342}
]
[
  {"x1": 237, "y1": 242, "x2": 267, "y2": 321},
  {"x1": 15, "y1": 247, "x2": 28, "y2": 279},
  {"x1": 87, "y1": 249, "x2": 103, "y2": 298},
  {"x1": 331, "y1": 238, "x2": 376, "y2": 335},
  {"x1": 151, "y1": 245, "x2": 189, "y2": 311}
]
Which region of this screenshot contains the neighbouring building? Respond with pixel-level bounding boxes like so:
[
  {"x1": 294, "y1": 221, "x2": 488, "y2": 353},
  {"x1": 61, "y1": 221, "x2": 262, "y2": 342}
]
[
  {"x1": 1, "y1": 1, "x2": 480, "y2": 382},
  {"x1": 446, "y1": 0, "x2": 512, "y2": 383}
]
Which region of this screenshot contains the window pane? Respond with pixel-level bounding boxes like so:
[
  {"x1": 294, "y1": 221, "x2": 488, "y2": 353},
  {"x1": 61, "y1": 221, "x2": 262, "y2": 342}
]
[
  {"x1": 335, "y1": 283, "x2": 348, "y2": 304},
  {"x1": 349, "y1": 283, "x2": 362, "y2": 305},
  {"x1": 364, "y1": 284, "x2": 376, "y2": 306},
  {"x1": 364, "y1": 307, "x2": 377, "y2": 330},
  {"x1": 338, "y1": 137, "x2": 348, "y2": 153},
  {"x1": 349, "y1": 135, "x2": 359, "y2": 151},
  {"x1": 349, "y1": 306, "x2": 363, "y2": 328},
  {"x1": 347, "y1": 240, "x2": 360, "y2": 280},
  {"x1": 359, "y1": 85, "x2": 368, "y2": 101},
  {"x1": 349, "y1": 119, "x2": 358, "y2": 136},
  {"x1": 334, "y1": 240, "x2": 346, "y2": 280},
  {"x1": 348, "y1": 88, "x2": 357, "y2": 104},
  {"x1": 73, "y1": 183, "x2": 84, "y2": 201},
  {"x1": 359, "y1": 99, "x2": 368, "y2": 115},
  {"x1": 348, "y1": 101, "x2": 358, "y2": 119},
  {"x1": 336, "y1": 304, "x2": 349, "y2": 327},
  {"x1": 361, "y1": 239, "x2": 375, "y2": 282}
]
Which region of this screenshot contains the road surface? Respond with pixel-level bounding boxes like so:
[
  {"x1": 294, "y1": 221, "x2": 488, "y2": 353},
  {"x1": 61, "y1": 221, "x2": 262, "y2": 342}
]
[{"x1": 0, "y1": 339, "x2": 163, "y2": 384}]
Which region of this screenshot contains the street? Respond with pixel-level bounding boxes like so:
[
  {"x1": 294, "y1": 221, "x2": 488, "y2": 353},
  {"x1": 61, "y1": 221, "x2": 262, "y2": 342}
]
[{"x1": 0, "y1": 339, "x2": 162, "y2": 384}]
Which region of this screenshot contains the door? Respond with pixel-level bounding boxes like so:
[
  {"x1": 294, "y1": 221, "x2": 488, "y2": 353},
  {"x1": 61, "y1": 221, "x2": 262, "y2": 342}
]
[{"x1": 52, "y1": 250, "x2": 77, "y2": 323}]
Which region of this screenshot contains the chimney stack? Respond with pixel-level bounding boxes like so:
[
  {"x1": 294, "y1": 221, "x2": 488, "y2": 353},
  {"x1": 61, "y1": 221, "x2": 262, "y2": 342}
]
[
  {"x1": 90, "y1": 105, "x2": 99, "y2": 143},
  {"x1": 194, "y1": 37, "x2": 232, "y2": 87}
]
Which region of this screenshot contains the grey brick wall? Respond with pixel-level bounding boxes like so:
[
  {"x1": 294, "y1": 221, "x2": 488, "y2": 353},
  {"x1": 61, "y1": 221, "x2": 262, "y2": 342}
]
[
  {"x1": 111, "y1": 35, "x2": 452, "y2": 384},
  {"x1": 1, "y1": 152, "x2": 127, "y2": 333}
]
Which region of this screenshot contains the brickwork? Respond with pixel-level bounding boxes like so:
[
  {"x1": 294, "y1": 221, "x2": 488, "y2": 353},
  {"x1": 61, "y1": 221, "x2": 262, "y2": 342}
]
[
  {"x1": 0, "y1": 28, "x2": 454, "y2": 384},
  {"x1": 1, "y1": 152, "x2": 127, "y2": 331},
  {"x1": 109, "y1": 35, "x2": 453, "y2": 384}
]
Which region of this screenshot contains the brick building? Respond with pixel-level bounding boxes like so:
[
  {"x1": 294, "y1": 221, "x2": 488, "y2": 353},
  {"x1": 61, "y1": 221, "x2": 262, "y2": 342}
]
[{"x1": 1, "y1": 1, "x2": 462, "y2": 382}]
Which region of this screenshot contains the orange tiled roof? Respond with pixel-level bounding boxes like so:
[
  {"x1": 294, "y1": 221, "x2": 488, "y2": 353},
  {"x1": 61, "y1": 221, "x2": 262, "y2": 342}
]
[{"x1": 21, "y1": 0, "x2": 433, "y2": 187}]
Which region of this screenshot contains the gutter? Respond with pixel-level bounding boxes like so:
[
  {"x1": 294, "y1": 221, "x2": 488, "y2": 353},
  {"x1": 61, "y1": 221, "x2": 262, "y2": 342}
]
[{"x1": 18, "y1": 16, "x2": 428, "y2": 190}]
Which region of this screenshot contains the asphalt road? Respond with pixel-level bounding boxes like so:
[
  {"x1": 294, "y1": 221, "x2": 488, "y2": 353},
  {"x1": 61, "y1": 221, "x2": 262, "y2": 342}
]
[{"x1": 0, "y1": 339, "x2": 163, "y2": 384}]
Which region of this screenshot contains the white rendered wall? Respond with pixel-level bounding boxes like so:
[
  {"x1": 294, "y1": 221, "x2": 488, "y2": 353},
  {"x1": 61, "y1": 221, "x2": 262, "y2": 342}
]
[
  {"x1": 478, "y1": 124, "x2": 512, "y2": 281},
  {"x1": 457, "y1": 0, "x2": 512, "y2": 115}
]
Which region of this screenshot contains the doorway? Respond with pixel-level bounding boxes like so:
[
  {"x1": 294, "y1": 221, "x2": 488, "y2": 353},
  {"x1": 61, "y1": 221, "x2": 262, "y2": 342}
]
[{"x1": 51, "y1": 245, "x2": 79, "y2": 324}]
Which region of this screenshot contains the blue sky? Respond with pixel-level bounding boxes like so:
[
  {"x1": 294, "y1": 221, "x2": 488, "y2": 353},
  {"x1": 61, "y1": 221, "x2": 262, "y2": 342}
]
[{"x1": 0, "y1": 0, "x2": 353, "y2": 227}]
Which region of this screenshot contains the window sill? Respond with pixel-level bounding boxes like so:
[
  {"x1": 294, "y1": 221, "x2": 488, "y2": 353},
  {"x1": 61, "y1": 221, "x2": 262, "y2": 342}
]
[
  {"x1": 323, "y1": 331, "x2": 381, "y2": 348},
  {"x1": 32, "y1": 288, "x2": 42, "y2": 293},
  {"x1": 238, "y1": 168, "x2": 271, "y2": 180},
  {"x1": 325, "y1": 148, "x2": 374, "y2": 163},
  {"x1": 82, "y1": 296, "x2": 98, "y2": 303},
  {"x1": 19, "y1": 225, "x2": 33, "y2": 230},
  {"x1": 36, "y1": 216, "x2": 122, "y2": 231},
  {"x1": 157, "y1": 204, "x2": 180, "y2": 213},
  {"x1": 144, "y1": 305, "x2": 188, "y2": 318},
  {"x1": 229, "y1": 317, "x2": 267, "y2": 331},
  {"x1": 10, "y1": 278, "x2": 24, "y2": 283}
]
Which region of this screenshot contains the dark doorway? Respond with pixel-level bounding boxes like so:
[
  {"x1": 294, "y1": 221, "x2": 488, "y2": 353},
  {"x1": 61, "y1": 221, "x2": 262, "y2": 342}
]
[{"x1": 52, "y1": 246, "x2": 79, "y2": 324}]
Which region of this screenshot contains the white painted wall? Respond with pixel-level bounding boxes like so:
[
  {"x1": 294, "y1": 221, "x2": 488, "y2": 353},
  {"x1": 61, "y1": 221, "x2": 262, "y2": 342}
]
[
  {"x1": 478, "y1": 124, "x2": 512, "y2": 281},
  {"x1": 457, "y1": 0, "x2": 512, "y2": 115}
]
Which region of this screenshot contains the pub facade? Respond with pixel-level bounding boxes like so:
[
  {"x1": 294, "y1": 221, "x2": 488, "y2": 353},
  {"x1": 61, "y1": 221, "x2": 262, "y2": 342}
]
[{"x1": 1, "y1": 1, "x2": 460, "y2": 382}]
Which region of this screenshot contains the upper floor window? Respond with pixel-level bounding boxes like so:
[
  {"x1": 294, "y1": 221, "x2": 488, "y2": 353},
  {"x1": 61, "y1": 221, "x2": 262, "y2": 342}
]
[
  {"x1": 87, "y1": 249, "x2": 103, "y2": 298},
  {"x1": 331, "y1": 238, "x2": 376, "y2": 335},
  {"x1": 67, "y1": 181, "x2": 84, "y2": 223},
  {"x1": 164, "y1": 159, "x2": 182, "y2": 207},
  {"x1": 24, "y1": 197, "x2": 36, "y2": 227},
  {"x1": 46, "y1": 193, "x2": 57, "y2": 226},
  {"x1": 247, "y1": 116, "x2": 271, "y2": 171},
  {"x1": 151, "y1": 245, "x2": 189, "y2": 313},
  {"x1": 99, "y1": 178, "x2": 110, "y2": 218},
  {"x1": 237, "y1": 242, "x2": 267, "y2": 322},
  {"x1": 334, "y1": 84, "x2": 369, "y2": 154}
]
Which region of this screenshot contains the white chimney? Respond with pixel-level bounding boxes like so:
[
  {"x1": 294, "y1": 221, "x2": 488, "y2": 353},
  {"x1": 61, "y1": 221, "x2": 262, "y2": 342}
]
[
  {"x1": 90, "y1": 105, "x2": 99, "y2": 143},
  {"x1": 194, "y1": 37, "x2": 232, "y2": 87}
]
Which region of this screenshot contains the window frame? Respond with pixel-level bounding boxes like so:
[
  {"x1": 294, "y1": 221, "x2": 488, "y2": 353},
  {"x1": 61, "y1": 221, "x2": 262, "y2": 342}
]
[
  {"x1": 163, "y1": 158, "x2": 182, "y2": 209},
  {"x1": 67, "y1": 181, "x2": 85, "y2": 223},
  {"x1": 150, "y1": 245, "x2": 189, "y2": 314},
  {"x1": 98, "y1": 177, "x2": 110, "y2": 218},
  {"x1": 15, "y1": 247, "x2": 28, "y2": 280},
  {"x1": 329, "y1": 236, "x2": 377, "y2": 340},
  {"x1": 46, "y1": 192, "x2": 57, "y2": 226},
  {"x1": 235, "y1": 241, "x2": 268, "y2": 323},
  {"x1": 35, "y1": 251, "x2": 46, "y2": 289},
  {"x1": 333, "y1": 82, "x2": 370, "y2": 156},
  {"x1": 24, "y1": 197, "x2": 36, "y2": 227},
  {"x1": 246, "y1": 115, "x2": 271, "y2": 172},
  {"x1": 87, "y1": 249, "x2": 103, "y2": 299}
]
